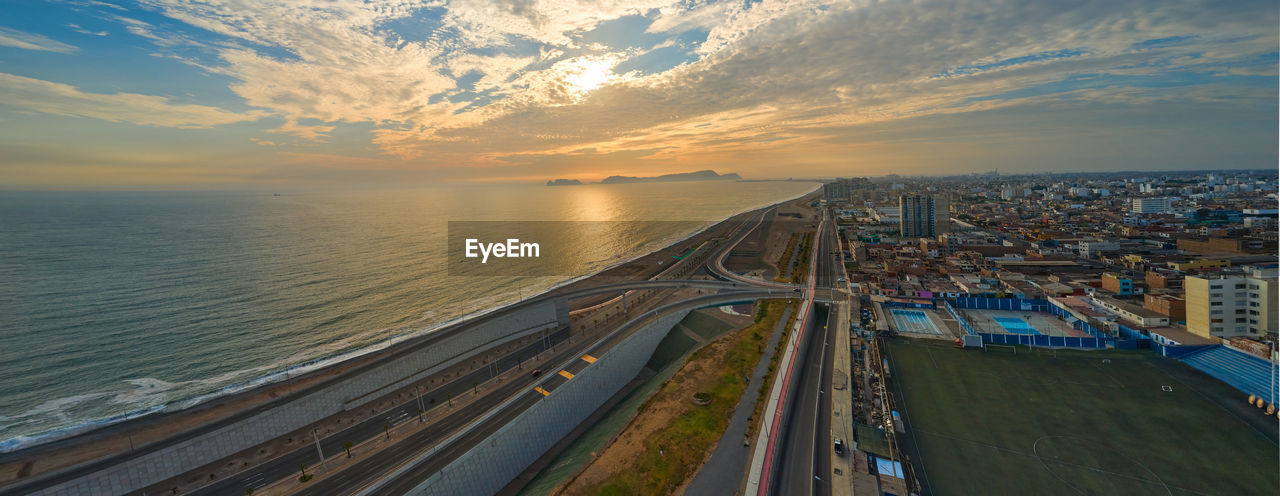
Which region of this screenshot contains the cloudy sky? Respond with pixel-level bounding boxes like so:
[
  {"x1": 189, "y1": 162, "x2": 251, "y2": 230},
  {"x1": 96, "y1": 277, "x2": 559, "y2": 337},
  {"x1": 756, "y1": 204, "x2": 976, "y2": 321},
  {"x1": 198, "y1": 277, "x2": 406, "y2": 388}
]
[{"x1": 0, "y1": 0, "x2": 1276, "y2": 188}]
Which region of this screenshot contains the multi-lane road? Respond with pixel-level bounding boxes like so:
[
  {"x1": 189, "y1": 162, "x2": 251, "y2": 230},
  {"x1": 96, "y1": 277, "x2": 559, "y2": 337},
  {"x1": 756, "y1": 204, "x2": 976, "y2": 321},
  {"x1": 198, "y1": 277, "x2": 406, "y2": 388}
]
[
  {"x1": 772, "y1": 209, "x2": 843, "y2": 496},
  {"x1": 192, "y1": 328, "x2": 571, "y2": 496}
]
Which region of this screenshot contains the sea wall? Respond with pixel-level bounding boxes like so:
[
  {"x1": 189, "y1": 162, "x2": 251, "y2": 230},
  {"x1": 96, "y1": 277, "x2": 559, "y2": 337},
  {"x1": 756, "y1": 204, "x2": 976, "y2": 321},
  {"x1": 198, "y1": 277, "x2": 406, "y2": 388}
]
[{"x1": 407, "y1": 309, "x2": 692, "y2": 496}]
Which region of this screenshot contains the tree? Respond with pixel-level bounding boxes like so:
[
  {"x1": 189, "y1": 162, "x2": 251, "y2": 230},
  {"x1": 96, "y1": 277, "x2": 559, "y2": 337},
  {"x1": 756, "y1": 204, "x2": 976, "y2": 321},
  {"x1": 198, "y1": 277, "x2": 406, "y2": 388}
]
[
  {"x1": 298, "y1": 463, "x2": 310, "y2": 483},
  {"x1": 245, "y1": 488, "x2": 255, "y2": 495},
  {"x1": 383, "y1": 423, "x2": 390, "y2": 440},
  {"x1": 472, "y1": 381, "x2": 479, "y2": 395},
  {"x1": 447, "y1": 392, "x2": 453, "y2": 407},
  {"x1": 517, "y1": 353, "x2": 524, "y2": 369},
  {"x1": 343, "y1": 441, "x2": 353, "y2": 458}
]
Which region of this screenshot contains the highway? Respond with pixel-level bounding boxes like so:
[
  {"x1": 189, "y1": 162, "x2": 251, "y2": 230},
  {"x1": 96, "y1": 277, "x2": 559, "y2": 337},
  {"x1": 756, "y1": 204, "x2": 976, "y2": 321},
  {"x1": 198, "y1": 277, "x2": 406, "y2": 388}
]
[
  {"x1": 768, "y1": 206, "x2": 843, "y2": 496},
  {"x1": 191, "y1": 328, "x2": 571, "y2": 496},
  {"x1": 772, "y1": 305, "x2": 834, "y2": 496},
  {"x1": 363, "y1": 290, "x2": 797, "y2": 495}
]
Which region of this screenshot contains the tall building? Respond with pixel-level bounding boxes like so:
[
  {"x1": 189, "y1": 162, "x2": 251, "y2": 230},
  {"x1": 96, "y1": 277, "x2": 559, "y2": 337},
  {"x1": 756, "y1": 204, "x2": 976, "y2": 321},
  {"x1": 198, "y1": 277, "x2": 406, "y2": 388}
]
[
  {"x1": 1131, "y1": 197, "x2": 1172, "y2": 214},
  {"x1": 1185, "y1": 272, "x2": 1278, "y2": 339},
  {"x1": 822, "y1": 177, "x2": 866, "y2": 201},
  {"x1": 823, "y1": 180, "x2": 852, "y2": 201},
  {"x1": 898, "y1": 194, "x2": 949, "y2": 238}
]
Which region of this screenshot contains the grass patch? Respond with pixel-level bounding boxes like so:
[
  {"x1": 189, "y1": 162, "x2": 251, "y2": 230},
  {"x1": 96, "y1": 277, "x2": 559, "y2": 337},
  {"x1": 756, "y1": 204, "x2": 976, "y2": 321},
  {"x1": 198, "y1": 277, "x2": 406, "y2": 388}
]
[
  {"x1": 579, "y1": 301, "x2": 793, "y2": 494},
  {"x1": 747, "y1": 302, "x2": 799, "y2": 438},
  {"x1": 889, "y1": 339, "x2": 1279, "y2": 496},
  {"x1": 773, "y1": 233, "x2": 800, "y2": 282},
  {"x1": 789, "y1": 232, "x2": 813, "y2": 284}
]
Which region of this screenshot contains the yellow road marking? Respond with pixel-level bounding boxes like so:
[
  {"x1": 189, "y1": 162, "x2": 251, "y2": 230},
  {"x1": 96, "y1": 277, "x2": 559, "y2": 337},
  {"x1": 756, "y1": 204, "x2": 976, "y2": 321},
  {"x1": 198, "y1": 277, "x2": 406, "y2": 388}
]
[
  {"x1": 558, "y1": 370, "x2": 575, "y2": 379},
  {"x1": 581, "y1": 354, "x2": 597, "y2": 363},
  {"x1": 534, "y1": 387, "x2": 550, "y2": 396}
]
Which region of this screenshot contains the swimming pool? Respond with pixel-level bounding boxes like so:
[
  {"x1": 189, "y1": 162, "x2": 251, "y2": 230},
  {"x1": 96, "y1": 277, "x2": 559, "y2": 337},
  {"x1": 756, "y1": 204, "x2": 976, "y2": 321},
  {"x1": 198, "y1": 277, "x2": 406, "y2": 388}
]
[
  {"x1": 891, "y1": 309, "x2": 942, "y2": 335},
  {"x1": 992, "y1": 316, "x2": 1040, "y2": 335}
]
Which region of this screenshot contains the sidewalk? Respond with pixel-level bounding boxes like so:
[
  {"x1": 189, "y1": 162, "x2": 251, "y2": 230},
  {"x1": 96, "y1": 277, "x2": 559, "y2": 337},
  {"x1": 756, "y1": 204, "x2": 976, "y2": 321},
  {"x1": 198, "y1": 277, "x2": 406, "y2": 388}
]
[{"x1": 831, "y1": 299, "x2": 855, "y2": 496}]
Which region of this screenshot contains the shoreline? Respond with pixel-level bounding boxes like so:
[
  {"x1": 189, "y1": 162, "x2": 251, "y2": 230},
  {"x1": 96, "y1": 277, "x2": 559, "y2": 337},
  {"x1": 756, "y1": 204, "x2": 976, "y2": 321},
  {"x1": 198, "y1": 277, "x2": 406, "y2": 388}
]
[{"x1": 0, "y1": 184, "x2": 820, "y2": 467}]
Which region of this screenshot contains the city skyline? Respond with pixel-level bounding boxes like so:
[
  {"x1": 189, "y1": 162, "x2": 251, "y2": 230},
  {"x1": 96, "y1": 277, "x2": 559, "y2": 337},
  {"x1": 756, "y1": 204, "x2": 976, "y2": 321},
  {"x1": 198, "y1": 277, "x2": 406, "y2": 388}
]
[{"x1": 1, "y1": 0, "x2": 1277, "y2": 189}]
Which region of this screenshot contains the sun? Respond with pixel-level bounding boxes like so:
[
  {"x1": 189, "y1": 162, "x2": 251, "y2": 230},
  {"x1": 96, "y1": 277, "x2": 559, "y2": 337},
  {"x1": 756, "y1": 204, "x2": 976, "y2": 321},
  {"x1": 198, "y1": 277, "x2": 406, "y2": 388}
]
[{"x1": 563, "y1": 58, "x2": 616, "y2": 97}]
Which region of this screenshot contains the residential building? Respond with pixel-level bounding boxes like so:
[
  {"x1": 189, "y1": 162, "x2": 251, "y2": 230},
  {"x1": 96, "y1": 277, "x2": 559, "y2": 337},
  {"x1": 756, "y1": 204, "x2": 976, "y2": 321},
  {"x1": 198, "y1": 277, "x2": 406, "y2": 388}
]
[
  {"x1": 1185, "y1": 273, "x2": 1278, "y2": 339},
  {"x1": 1144, "y1": 293, "x2": 1186, "y2": 321},
  {"x1": 1077, "y1": 239, "x2": 1119, "y2": 259},
  {"x1": 899, "y1": 194, "x2": 950, "y2": 238},
  {"x1": 1131, "y1": 197, "x2": 1172, "y2": 214},
  {"x1": 1101, "y1": 272, "x2": 1135, "y2": 295}
]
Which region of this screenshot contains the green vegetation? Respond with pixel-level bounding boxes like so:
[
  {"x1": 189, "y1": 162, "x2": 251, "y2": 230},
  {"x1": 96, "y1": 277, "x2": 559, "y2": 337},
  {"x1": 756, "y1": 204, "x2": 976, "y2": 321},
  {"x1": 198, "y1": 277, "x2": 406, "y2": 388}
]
[
  {"x1": 773, "y1": 232, "x2": 800, "y2": 282},
  {"x1": 748, "y1": 303, "x2": 798, "y2": 438},
  {"x1": 889, "y1": 340, "x2": 1279, "y2": 496},
  {"x1": 585, "y1": 301, "x2": 793, "y2": 494},
  {"x1": 789, "y1": 232, "x2": 814, "y2": 284}
]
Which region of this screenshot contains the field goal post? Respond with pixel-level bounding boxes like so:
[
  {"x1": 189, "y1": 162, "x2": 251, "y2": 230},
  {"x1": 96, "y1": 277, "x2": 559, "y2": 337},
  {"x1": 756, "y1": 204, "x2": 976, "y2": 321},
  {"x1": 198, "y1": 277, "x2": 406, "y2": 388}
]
[{"x1": 985, "y1": 344, "x2": 1018, "y2": 355}]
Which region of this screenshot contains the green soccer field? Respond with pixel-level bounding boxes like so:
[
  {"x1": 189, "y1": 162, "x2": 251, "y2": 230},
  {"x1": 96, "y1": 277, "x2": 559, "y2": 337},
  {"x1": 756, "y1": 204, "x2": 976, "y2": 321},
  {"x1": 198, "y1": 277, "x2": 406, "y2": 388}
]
[{"x1": 886, "y1": 339, "x2": 1280, "y2": 496}]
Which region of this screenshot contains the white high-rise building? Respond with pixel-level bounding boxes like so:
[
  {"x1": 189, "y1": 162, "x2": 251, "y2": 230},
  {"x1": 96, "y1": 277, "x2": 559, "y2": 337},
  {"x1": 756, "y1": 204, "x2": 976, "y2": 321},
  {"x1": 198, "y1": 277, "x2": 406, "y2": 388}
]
[{"x1": 1131, "y1": 197, "x2": 1172, "y2": 214}]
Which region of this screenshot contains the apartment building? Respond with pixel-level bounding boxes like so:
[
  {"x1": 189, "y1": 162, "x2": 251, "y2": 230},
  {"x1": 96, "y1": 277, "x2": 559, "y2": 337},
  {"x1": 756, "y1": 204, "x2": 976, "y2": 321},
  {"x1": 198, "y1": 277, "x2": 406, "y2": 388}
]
[{"x1": 1185, "y1": 272, "x2": 1278, "y2": 339}]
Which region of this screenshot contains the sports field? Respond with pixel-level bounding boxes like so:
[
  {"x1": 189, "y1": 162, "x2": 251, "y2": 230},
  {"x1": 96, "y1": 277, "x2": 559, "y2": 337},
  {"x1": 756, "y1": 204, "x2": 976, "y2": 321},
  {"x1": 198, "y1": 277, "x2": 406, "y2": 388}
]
[{"x1": 886, "y1": 339, "x2": 1280, "y2": 496}]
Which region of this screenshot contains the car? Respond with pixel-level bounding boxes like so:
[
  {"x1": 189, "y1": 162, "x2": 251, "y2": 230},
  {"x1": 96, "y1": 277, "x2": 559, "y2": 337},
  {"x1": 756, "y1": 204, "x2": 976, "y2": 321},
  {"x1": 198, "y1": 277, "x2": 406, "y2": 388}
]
[
  {"x1": 531, "y1": 369, "x2": 542, "y2": 377},
  {"x1": 834, "y1": 438, "x2": 845, "y2": 455},
  {"x1": 793, "y1": 288, "x2": 802, "y2": 293}
]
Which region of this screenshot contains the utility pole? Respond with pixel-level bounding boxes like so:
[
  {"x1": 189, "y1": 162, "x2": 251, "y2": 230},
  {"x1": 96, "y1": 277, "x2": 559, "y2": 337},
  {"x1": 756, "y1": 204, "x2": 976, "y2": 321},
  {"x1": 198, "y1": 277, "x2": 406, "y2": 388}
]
[
  {"x1": 416, "y1": 386, "x2": 426, "y2": 422},
  {"x1": 312, "y1": 428, "x2": 328, "y2": 471}
]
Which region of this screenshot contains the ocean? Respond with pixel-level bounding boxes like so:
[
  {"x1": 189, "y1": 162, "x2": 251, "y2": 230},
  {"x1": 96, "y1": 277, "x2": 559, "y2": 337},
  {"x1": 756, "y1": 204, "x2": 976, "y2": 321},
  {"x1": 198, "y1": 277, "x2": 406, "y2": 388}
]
[{"x1": 0, "y1": 181, "x2": 817, "y2": 452}]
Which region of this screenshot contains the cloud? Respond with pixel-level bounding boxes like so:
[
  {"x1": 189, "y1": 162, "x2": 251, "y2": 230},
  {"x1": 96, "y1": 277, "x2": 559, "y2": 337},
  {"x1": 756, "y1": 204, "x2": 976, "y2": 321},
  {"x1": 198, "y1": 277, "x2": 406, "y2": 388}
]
[
  {"x1": 65, "y1": 23, "x2": 110, "y2": 36},
  {"x1": 0, "y1": 27, "x2": 78, "y2": 53},
  {"x1": 268, "y1": 119, "x2": 336, "y2": 141},
  {"x1": 0, "y1": 73, "x2": 262, "y2": 128},
  {"x1": 412, "y1": 0, "x2": 1278, "y2": 165},
  {"x1": 440, "y1": 0, "x2": 674, "y2": 47},
  {"x1": 29, "y1": 0, "x2": 1274, "y2": 179}
]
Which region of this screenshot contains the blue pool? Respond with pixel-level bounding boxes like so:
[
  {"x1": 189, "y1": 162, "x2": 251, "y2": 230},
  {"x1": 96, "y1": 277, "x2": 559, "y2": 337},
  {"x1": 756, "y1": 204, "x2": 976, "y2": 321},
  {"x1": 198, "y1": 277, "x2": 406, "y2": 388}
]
[
  {"x1": 993, "y1": 317, "x2": 1040, "y2": 335},
  {"x1": 892, "y1": 309, "x2": 942, "y2": 335}
]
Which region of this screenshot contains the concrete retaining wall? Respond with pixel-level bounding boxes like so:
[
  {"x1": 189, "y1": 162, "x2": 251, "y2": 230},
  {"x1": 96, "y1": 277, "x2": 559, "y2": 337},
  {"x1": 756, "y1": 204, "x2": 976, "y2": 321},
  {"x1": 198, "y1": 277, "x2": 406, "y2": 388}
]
[
  {"x1": 29, "y1": 299, "x2": 567, "y2": 496},
  {"x1": 409, "y1": 309, "x2": 692, "y2": 496}
]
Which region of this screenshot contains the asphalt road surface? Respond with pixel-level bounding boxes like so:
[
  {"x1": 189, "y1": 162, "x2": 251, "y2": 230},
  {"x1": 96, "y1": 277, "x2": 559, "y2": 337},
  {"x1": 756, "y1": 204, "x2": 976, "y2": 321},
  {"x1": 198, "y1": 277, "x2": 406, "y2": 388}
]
[
  {"x1": 773, "y1": 304, "x2": 833, "y2": 496},
  {"x1": 190, "y1": 327, "x2": 570, "y2": 496}
]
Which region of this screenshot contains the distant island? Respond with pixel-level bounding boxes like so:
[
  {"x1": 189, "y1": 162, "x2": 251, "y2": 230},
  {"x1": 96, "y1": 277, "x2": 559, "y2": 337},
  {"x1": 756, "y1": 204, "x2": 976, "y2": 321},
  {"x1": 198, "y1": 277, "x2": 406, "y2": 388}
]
[
  {"x1": 546, "y1": 178, "x2": 583, "y2": 186},
  {"x1": 601, "y1": 170, "x2": 741, "y2": 184},
  {"x1": 546, "y1": 170, "x2": 742, "y2": 186}
]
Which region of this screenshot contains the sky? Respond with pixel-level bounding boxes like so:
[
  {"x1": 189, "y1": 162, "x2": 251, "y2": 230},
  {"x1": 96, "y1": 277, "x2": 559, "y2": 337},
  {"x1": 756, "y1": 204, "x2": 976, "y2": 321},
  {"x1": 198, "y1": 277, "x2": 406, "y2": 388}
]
[{"x1": 0, "y1": 0, "x2": 1276, "y2": 189}]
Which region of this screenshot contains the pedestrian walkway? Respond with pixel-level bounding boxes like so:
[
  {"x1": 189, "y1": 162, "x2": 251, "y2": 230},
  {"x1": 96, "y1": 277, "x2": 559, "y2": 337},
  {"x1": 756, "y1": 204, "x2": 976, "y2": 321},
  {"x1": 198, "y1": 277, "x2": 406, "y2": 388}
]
[
  {"x1": 684, "y1": 306, "x2": 793, "y2": 495},
  {"x1": 831, "y1": 300, "x2": 855, "y2": 496}
]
